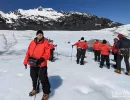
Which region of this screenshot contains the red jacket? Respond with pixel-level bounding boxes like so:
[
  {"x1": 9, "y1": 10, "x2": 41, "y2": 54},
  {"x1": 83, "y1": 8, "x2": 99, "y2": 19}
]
[
  {"x1": 73, "y1": 41, "x2": 88, "y2": 49},
  {"x1": 93, "y1": 41, "x2": 101, "y2": 50},
  {"x1": 23, "y1": 38, "x2": 50, "y2": 67},
  {"x1": 49, "y1": 44, "x2": 55, "y2": 50},
  {"x1": 100, "y1": 44, "x2": 111, "y2": 55},
  {"x1": 112, "y1": 42, "x2": 118, "y2": 53}
]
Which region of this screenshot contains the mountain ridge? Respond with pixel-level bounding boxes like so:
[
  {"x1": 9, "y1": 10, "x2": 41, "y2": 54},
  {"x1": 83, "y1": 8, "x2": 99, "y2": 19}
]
[{"x1": 0, "y1": 6, "x2": 122, "y2": 30}]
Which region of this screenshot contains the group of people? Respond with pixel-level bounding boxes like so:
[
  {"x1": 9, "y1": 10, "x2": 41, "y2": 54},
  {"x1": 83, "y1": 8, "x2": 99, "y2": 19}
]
[
  {"x1": 72, "y1": 34, "x2": 130, "y2": 76},
  {"x1": 23, "y1": 30, "x2": 130, "y2": 100}
]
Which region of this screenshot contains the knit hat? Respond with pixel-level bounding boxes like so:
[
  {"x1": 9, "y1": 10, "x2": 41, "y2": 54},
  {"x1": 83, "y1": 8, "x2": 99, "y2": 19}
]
[
  {"x1": 102, "y1": 39, "x2": 107, "y2": 44},
  {"x1": 81, "y1": 37, "x2": 84, "y2": 40},
  {"x1": 117, "y1": 34, "x2": 124, "y2": 39},
  {"x1": 96, "y1": 39, "x2": 99, "y2": 42},
  {"x1": 114, "y1": 38, "x2": 118, "y2": 41},
  {"x1": 36, "y1": 30, "x2": 43, "y2": 35}
]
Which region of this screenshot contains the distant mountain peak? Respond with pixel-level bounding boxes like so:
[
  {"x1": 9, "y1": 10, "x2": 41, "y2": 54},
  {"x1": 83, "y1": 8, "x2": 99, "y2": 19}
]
[{"x1": 0, "y1": 7, "x2": 122, "y2": 30}]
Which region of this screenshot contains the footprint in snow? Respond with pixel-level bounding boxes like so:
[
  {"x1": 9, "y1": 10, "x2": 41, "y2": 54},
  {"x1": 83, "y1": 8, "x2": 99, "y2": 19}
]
[
  {"x1": 74, "y1": 86, "x2": 93, "y2": 95},
  {"x1": 0, "y1": 69, "x2": 8, "y2": 73},
  {"x1": 17, "y1": 73, "x2": 24, "y2": 77}
]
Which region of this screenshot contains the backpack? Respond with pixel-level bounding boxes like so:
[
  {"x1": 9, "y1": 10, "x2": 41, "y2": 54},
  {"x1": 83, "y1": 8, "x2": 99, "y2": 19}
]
[{"x1": 118, "y1": 48, "x2": 129, "y2": 56}]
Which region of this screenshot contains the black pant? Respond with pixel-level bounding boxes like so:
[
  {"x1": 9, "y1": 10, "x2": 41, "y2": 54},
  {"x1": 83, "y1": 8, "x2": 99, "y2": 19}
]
[
  {"x1": 100, "y1": 55, "x2": 110, "y2": 67},
  {"x1": 30, "y1": 67, "x2": 51, "y2": 94},
  {"x1": 113, "y1": 53, "x2": 117, "y2": 61},
  {"x1": 113, "y1": 53, "x2": 117, "y2": 68},
  {"x1": 94, "y1": 50, "x2": 100, "y2": 61},
  {"x1": 50, "y1": 49, "x2": 54, "y2": 61},
  {"x1": 117, "y1": 55, "x2": 130, "y2": 72},
  {"x1": 77, "y1": 49, "x2": 86, "y2": 64}
]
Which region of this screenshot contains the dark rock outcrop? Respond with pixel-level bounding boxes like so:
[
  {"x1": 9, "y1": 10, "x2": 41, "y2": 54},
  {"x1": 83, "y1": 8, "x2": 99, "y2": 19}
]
[{"x1": 0, "y1": 8, "x2": 122, "y2": 30}]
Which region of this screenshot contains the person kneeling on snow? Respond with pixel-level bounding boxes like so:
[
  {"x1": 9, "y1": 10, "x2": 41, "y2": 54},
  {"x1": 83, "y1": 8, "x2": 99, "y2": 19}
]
[
  {"x1": 99, "y1": 40, "x2": 111, "y2": 69},
  {"x1": 49, "y1": 40, "x2": 57, "y2": 62},
  {"x1": 92, "y1": 39, "x2": 101, "y2": 62},
  {"x1": 72, "y1": 37, "x2": 88, "y2": 65},
  {"x1": 23, "y1": 30, "x2": 51, "y2": 100},
  {"x1": 115, "y1": 34, "x2": 130, "y2": 75}
]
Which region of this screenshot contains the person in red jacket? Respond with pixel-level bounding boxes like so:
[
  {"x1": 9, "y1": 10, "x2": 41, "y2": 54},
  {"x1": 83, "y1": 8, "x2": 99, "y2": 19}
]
[
  {"x1": 112, "y1": 38, "x2": 118, "y2": 69},
  {"x1": 112, "y1": 38, "x2": 118, "y2": 61},
  {"x1": 72, "y1": 37, "x2": 88, "y2": 65},
  {"x1": 23, "y1": 30, "x2": 51, "y2": 100},
  {"x1": 99, "y1": 39, "x2": 111, "y2": 69},
  {"x1": 49, "y1": 40, "x2": 57, "y2": 62},
  {"x1": 92, "y1": 40, "x2": 101, "y2": 62}
]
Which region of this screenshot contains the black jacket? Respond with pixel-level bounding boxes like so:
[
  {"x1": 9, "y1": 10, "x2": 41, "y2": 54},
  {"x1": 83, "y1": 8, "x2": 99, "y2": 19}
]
[{"x1": 116, "y1": 38, "x2": 130, "y2": 49}]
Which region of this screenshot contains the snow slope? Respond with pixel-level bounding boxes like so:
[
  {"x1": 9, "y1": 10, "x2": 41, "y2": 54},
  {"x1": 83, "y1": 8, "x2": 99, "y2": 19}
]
[
  {"x1": 102, "y1": 24, "x2": 130, "y2": 37},
  {"x1": 0, "y1": 28, "x2": 130, "y2": 100},
  {"x1": 0, "y1": 7, "x2": 64, "y2": 23},
  {"x1": 17, "y1": 8, "x2": 64, "y2": 20},
  {"x1": 1, "y1": 7, "x2": 64, "y2": 23}
]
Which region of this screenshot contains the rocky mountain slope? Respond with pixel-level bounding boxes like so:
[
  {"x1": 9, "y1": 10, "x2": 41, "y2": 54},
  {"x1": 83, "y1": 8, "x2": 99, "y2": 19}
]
[{"x1": 0, "y1": 6, "x2": 122, "y2": 30}]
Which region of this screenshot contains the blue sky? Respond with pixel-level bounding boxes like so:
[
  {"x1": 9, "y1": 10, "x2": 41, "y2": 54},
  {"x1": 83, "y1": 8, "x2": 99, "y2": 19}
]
[{"x1": 0, "y1": 0, "x2": 129, "y2": 24}]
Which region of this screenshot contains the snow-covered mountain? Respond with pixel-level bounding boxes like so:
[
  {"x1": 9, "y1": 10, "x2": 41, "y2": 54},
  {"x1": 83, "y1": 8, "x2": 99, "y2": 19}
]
[{"x1": 0, "y1": 6, "x2": 122, "y2": 30}]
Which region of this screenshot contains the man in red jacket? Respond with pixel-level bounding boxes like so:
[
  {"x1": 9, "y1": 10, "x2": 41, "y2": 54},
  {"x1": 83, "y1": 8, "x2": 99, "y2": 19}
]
[
  {"x1": 49, "y1": 40, "x2": 57, "y2": 62},
  {"x1": 92, "y1": 40, "x2": 101, "y2": 62},
  {"x1": 72, "y1": 37, "x2": 88, "y2": 65},
  {"x1": 99, "y1": 40, "x2": 111, "y2": 69},
  {"x1": 23, "y1": 30, "x2": 51, "y2": 100}
]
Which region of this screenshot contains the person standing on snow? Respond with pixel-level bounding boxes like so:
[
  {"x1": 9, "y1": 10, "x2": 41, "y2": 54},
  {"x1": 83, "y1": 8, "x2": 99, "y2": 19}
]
[
  {"x1": 49, "y1": 40, "x2": 57, "y2": 62},
  {"x1": 112, "y1": 38, "x2": 118, "y2": 69},
  {"x1": 99, "y1": 40, "x2": 111, "y2": 69},
  {"x1": 92, "y1": 40, "x2": 101, "y2": 62},
  {"x1": 23, "y1": 30, "x2": 51, "y2": 100},
  {"x1": 72, "y1": 37, "x2": 88, "y2": 65},
  {"x1": 115, "y1": 34, "x2": 130, "y2": 76}
]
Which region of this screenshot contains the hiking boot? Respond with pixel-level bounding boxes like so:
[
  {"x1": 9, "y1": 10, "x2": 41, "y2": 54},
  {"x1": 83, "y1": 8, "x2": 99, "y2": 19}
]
[
  {"x1": 115, "y1": 69, "x2": 121, "y2": 74},
  {"x1": 80, "y1": 63, "x2": 84, "y2": 65},
  {"x1": 77, "y1": 61, "x2": 79, "y2": 64},
  {"x1": 113, "y1": 65, "x2": 117, "y2": 69},
  {"x1": 80, "y1": 62, "x2": 84, "y2": 65},
  {"x1": 41, "y1": 94, "x2": 49, "y2": 100},
  {"x1": 29, "y1": 90, "x2": 39, "y2": 96},
  {"x1": 51, "y1": 60, "x2": 54, "y2": 62},
  {"x1": 125, "y1": 72, "x2": 130, "y2": 76},
  {"x1": 107, "y1": 66, "x2": 110, "y2": 69},
  {"x1": 99, "y1": 66, "x2": 103, "y2": 68}
]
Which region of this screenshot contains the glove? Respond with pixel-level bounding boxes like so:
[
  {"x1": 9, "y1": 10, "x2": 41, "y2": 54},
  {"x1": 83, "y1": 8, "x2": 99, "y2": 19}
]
[
  {"x1": 55, "y1": 45, "x2": 57, "y2": 47},
  {"x1": 72, "y1": 45, "x2": 74, "y2": 48},
  {"x1": 37, "y1": 57, "x2": 45, "y2": 65},
  {"x1": 24, "y1": 64, "x2": 27, "y2": 69},
  {"x1": 53, "y1": 48, "x2": 55, "y2": 51}
]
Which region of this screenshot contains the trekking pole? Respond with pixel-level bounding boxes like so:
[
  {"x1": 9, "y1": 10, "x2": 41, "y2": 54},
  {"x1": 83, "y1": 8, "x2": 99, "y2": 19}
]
[
  {"x1": 34, "y1": 67, "x2": 42, "y2": 100},
  {"x1": 56, "y1": 46, "x2": 58, "y2": 59},
  {"x1": 71, "y1": 47, "x2": 73, "y2": 61}
]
